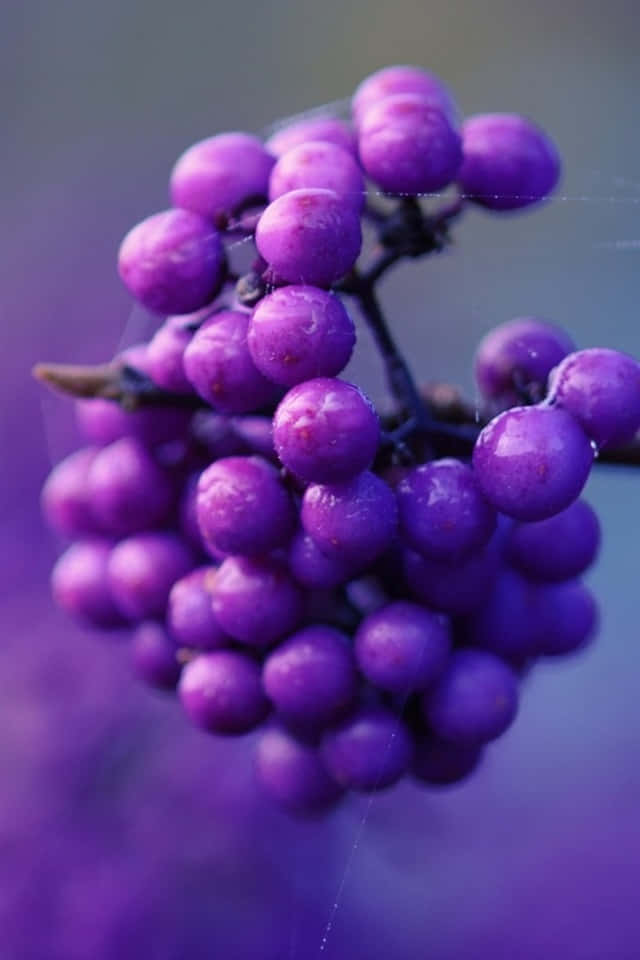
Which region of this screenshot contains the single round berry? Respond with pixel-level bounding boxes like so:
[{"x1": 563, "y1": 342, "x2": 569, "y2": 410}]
[
  {"x1": 358, "y1": 94, "x2": 462, "y2": 196},
  {"x1": 397, "y1": 458, "x2": 496, "y2": 561},
  {"x1": 196, "y1": 456, "x2": 295, "y2": 556},
  {"x1": 474, "y1": 317, "x2": 575, "y2": 406},
  {"x1": 255, "y1": 727, "x2": 343, "y2": 815},
  {"x1": 51, "y1": 539, "x2": 125, "y2": 629},
  {"x1": 41, "y1": 447, "x2": 100, "y2": 539},
  {"x1": 86, "y1": 437, "x2": 174, "y2": 537},
  {"x1": 269, "y1": 140, "x2": 365, "y2": 212},
  {"x1": 288, "y1": 529, "x2": 354, "y2": 589},
  {"x1": 404, "y1": 542, "x2": 499, "y2": 615},
  {"x1": 412, "y1": 737, "x2": 483, "y2": 787},
  {"x1": 132, "y1": 622, "x2": 181, "y2": 691},
  {"x1": 167, "y1": 567, "x2": 229, "y2": 650},
  {"x1": 465, "y1": 568, "x2": 543, "y2": 661},
  {"x1": 255, "y1": 189, "x2": 362, "y2": 287},
  {"x1": 472, "y1": 405, "x2": 594, "y2": 521},
  {"x1": 547, "y1": 348, "x2": 640, "y2": 449},
  {"x1": 170, "y1": 132, "x2": 275, "y2": 220},
  {"x1": 117, "y1": 209, "x2": 225, "y2": 315},
  {"x1": 355, "y1": 601, "x2": 450, "y2": 694},
  {"x1": 146, "y1": 314, "x2": 203, "y2": 394},
  {"x1": 424, "y1": 650, "x2": 519, "y2": 746},
  {"x1": 273, "y1": 378, "x2": 379, "y2": 484},
  {"x1": 211, "y1": 556, "x2": 303, "y2": 647},
  {"x1": 266, "y1": 115, "x2": 356, "y2": 158},
  {"x1": 183, "y1": 310, "x2": 277, "y2": 413},
  {"x1": 352, "y1": 64, "x2": 457, "y2": 127},
  {"x1": 507, "y1": 499, "x2": 601, "y2": 582},
  {"x1": 534, "y1": 579, "x2": 599, "y2": 657},
  {"x1": 107, "y1": 533, "x2": 194, "y2": 621},
  {"x1": 247, "y1": 285, "x2": 355, "y2": 387},
  {"x1": 459, "y1": 113, "x2": 561, "y2": 210},
  {"x1": 179, "y1": 651, "x2": 269, "y2": 735},
  {"x1": 75, "y1": 397, "x2": 193, "y2": 449},
  {"x1": 301, "y1": 471, "x2": 397, "y2": 566},
  {"x1": 263, "y1": 625, "x2": 358, "y2": 726},
  {"x1": 321, "y1": 707, "x2": 412, "y2": 792}
]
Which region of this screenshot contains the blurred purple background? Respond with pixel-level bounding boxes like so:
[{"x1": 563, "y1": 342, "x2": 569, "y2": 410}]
[{"x1": 3, "y1": 1, "x2": 640, "y2": 956}]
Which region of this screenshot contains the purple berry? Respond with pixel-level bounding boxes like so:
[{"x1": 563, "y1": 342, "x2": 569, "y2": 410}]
[
  {"x1": 183, "y1": 310, "x2": 277, "y2": 413},
  {"x1": 397, "y1": 458, "x2": 496, "y2": 561},
  {"x1": 423, "y1": 649, "x2": 519, "y2": 745},
  {"x1": 412, "y1": 737, "x2": 483, "y2": 787},
  {"x1": 355, "y1": 601, "x2": 450, "y2": 694},
  {"x1": 117, "y1": 209, "x2": 225, "y2": 315},
  {"x1": 179, "y1": 650, "x2": 269, "y2": 734},
  {"x1": 75, "y1": 397, "x2": 193, "y2": 449},
  {"x1": 196, "y1": 456, "x2": 295, "y2": 556},
  {"x1": 301, "y1": 471, "x2": 398, "y2": 565},
  {"x1": 534, "y1": 579, "x2": 599, "y2": 657},
  {"x1": 404, "y1": 542, "x2": 499, "y2": 615},
  {"x1": 132, "y1": 622, "x2": 181, "y2": 690},
  {"x1": 288, "y1": 529, "x2": 354, "y2": 589},
  {"x1": 358, "y1": 94, "x2": 462, "y2": 196},
  {"x1": 51, "y1": 539, "x2": 125, "y2": 628},
  {"x1": 167, "y1": 567, "x2": 229, "y2": 650},
  {"x1": 269, "y1": 140, "x2": 365, "y2": 212},
  {"x1": 255, "y1": 188, "x2": 362, "y2": 287},
  {"x1": 273, "y1": 378, "x2": 379, "y2": 484},
  {"x1": 86, "y1": 437, "x2": 174, "y2": 537},
  {"x1": 255, "y1": 727, "x2": 343, "y2": 815},
  {"x1": 474, "y1": 317, "x2": 575, "y2": 405},
  {"x1": 146, "y1": 314, "x2": 201, "y2": 394},
  {"x1": 263, "y1": 625, "x2": 358, "y2": 726},
  {"x1": 247, "y1": 286, "x2": 355, "y2": 387},
  {"x1": 107, "y1": 533, "x2": 194, "y2": 621},
  {"x1": 321, "y1": 707, "x2": 412, "y2": 792},
  {"x1": 472, "y1": 405, "x2": 594, "y2": 521},
  {"x1": 459, "y1": 113, "x2": 561, "y2": 211},
  {"x1": 266, "y1": 115, "x2": 356, "y2": 158},
  {"x1": 211, "y1": 556, "x2": 303, "y2": 647},
  {"x1": 466, "y1": 568, "x2": 543, "y2": 661},
  {"x1": 170, "y1": 132, "x2": 275, "y2": 220},
  {"x1": 352, "y1": 65, "x2": 457, "y2": 127},
  {"x1": 41, "y1": 447, "x2": 100, "y2": 539},
  {"x1": 507, "y1": 499, "x2": 601, "y2": 582},
  {"x1": 547, "y1": 348, "x2": 640, "y2": 449}
]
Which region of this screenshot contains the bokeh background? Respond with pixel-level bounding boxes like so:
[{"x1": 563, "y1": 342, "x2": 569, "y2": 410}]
[{"x1": 3, "y1": 1, "x2": 640, "y2": 956}]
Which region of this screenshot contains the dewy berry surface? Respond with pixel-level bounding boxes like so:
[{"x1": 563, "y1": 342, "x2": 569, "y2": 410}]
[{"x1": 35, "y1": 62, "x2": 640, "y2": 829}]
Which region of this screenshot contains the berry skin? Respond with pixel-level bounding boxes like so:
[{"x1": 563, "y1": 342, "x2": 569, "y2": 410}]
[
  {"x1": 459, "y1": 113, "x2": 561, "y2": 210},
  {"x1": 474, "y1": 316, "x2": 575, "y2": 406},
  {"x1": 146, "y1": 314, "x2": 201, "y2": 395},
  {"x1": 547, "y1": 348, "x2": 640, "y2": 449},
  {"x1": 287, "y1": 530, "x2": 354, "y2": 589},
  {"x1": 132, "y1": 622, "x2": 181, "y2": 691},
  {"x1": 273, "y1": 378, "x2": 380, "y2": 484},
  {"x1": 179, "y1": 651, "x2": 269, "y2": 735},
  {"x1": 506, "y1": 499, "x2": 601, "y2": 582},
  {"x1": 41, "y1": 447, "x2": 100, "y2": 539},
  {"x1": 51, "y1": 539, "x2": 126, "y2": 629},
  {"x1": 255, "y1": 727, "x2": 343, "y2": 815},
  {"x1": 533, "y1": 579, "x2": 599, "y2": 657},
  {"x1": 167, "y1": 568, "x2": 229, "y2": 650},
  {"x1": 269, "y1": 140, "x2": 365, "y2": 212},
  {"x1": 465, "y1": 568, "x2": 544, "y2": 662},
  {"x1": 301, "y1": 471, "x2": 398, "y2": 566},
  {"x1": 352, "y1": 64, "x2": 457, "y2": 127},
  {"x1": 196, "y1": 456, "x2": 295, "y2": 557},
  {"x1": 266, "y1": 115, "x2": 357, "y2": 158},
  {"x1": 358, "y1": 94, "x2": 462, "y2": 196},
  {"x1": 183, "y1": 311, "x2": 277, "y2": 413},
  {"x1": 170, "y1": 132, "x2": 275, "y2": 220},
  {"x1": 321, "y1": 707, "x2": 412, "y2": 792},
  {"x1": 354, "y1": 601, "x2": 450, "y2": 694},
  {"x1": 412, "y1": 737, "x2": 483, "y2": 787},
  {"x1": 107, "y1": 533, "x2": 195, "y2": 621},
  {"x1": 263, "y1": 625, "x2": 358, "y2": 726},
  {"x1": 117, "y1": 209, "x2": 225, "y2": 315},
  {"x1": 255, "y1": 188, "x2": 362, "y2": 287},
  {"x1": 404, "y1": 541, "x2": 500, "y2": 615},
  {"x1": 472, "y1": 405, "x2": 594, "y2": 521},
  {"x1": 423, "y1": 649, "x2": 519, "y2": 746},
  {"x1": 247, "y1": 285, "x2": 356, "y2": 388},
  {"x1": 211, "y1": 556, "x2": 303, "y2": 647},
  {"x1": 397, "y1": 458, "x2": 496, "y2": 561}
]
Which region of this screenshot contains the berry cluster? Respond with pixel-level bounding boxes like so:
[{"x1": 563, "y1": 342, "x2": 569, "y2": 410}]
[{"x1": 39, "y1": 65, "x2": 640, "y2": 816}]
